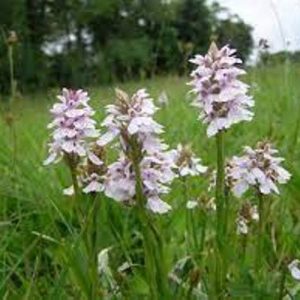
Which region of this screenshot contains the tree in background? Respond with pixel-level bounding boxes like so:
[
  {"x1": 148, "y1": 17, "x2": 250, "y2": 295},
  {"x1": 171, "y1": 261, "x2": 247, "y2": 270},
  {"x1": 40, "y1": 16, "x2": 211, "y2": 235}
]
[
  {"x1": 175, "y1": 0, "x2": 213, "y2": 73},
  {"x1": 175, "y1": 0, "x2": 212, "y2": 52},
  {"x1": 0, "y1": 0, "x2": 254, "y2": 94}
]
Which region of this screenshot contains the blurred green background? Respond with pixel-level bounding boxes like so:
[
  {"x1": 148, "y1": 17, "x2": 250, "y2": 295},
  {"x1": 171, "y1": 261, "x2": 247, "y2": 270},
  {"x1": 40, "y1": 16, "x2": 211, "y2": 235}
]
[{"x1": 0, "y1": 0, "x2": 254, "y2": 94}]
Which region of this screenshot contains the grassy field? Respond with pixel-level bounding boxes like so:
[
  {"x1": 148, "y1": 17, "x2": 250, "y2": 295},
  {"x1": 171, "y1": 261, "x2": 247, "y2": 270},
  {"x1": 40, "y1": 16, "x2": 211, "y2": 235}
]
[{"x1": 1, "y1": 64, "x2": 300, "y2": 299}]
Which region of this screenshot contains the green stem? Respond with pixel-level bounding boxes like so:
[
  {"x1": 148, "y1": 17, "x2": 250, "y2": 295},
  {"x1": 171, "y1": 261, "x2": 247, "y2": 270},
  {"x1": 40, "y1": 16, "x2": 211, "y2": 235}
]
[
  {"x1": 223, "y1": 187, "x2": 230, "y2": 239},
  {"x1": 132, "y1": 165, "x2": 158, "y2": 299},
  {"x1": 182, "y1": 177, "x2": 199, "y2": 254},
  {"x1": 91, "y1": 196, "x2": 100, "y2": 264},
  {"x1": 200, "y1": 213, "x2": 207, "y2": 256},
  {"x1": 11, "y1": 121, "x2": 17, "y2": 167},
  {"x1": 76, "y1": 196, "x2": 103, "y2": 299},
  {"x1": 190, "y1": 210, "x2": 199, "y2": 254},
  {"x1": 215, "y1": 130, "x2": 226, "y2": 298},
  {"x1": 64, "y1": 154, "x2": 82, "y2": 223},
  {"x1": 256, "y1": 193, "x2": 264, "y2": 273},
  {"x1": 241, "y1": 234, "x2": 248, "y2": 262},
  {"x1": 216, "y1": 131, "x2": 225, "y2": 239},
  {"x1": 70, "y1": 165, "x2": 80, "y2": 199},
  {"x1": 8, "y1": 44, "x2": 15, "y2": 103},
  {"x1": 90, "y1": 196, "x2": 101, "y2": 299},
  {"x1": 131, "y1": 140, "x2": 169, "y2": 299}
]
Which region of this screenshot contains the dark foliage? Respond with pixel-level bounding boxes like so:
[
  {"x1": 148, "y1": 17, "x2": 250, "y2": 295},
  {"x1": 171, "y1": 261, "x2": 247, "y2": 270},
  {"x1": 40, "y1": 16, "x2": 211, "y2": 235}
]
[{"x1": 0, "y1": 0, "x2": 254, "y2": 93}]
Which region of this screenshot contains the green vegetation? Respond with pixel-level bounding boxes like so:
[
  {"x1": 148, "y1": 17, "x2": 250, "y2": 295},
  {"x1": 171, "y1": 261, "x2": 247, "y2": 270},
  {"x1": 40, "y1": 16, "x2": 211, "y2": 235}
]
[
  {"x1": 1, "y1": 63, "x2": 300, "y2": 298},
  {"x1": 0, "y1": 0, "x2": 253, "y2": 93}
]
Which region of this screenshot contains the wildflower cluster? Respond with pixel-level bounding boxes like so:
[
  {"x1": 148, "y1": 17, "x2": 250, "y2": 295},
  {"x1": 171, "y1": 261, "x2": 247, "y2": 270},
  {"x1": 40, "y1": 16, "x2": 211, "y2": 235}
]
[
  {"x1": 41, "y1": 42, "x2": 295, "y2": 299},
  {"x1": 63, "y1": 145, "x2": 106, "y2": 195},
  {"x1": 44, "y1": 88, "x2": 101, "y2": 166},
  {"x1": 99, "y1": 89, "x2": 177, "y2": 214},
  {"x1": 174, "y1": 144, "x2": 207, "y2": 177},
  {"x1": 189, "y1": 42, "x2": 254, "y2": 137},
  {"x1": 228, "y1": 142, "x2": 291, "y2": 197},
  {"x1": 44, "y1": 88, "x2": 107, "y2": 197}
]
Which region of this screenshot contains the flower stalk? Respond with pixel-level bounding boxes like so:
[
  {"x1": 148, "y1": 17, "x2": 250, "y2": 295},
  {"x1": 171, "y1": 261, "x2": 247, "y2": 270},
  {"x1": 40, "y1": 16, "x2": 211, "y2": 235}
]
[
  {"x1": 90, "y1": 195, "x2": 101, "y2": 299},
  {"x1": 188, "y1": 42, "x2": 254, "y2": 297},
  {"x1": 215, "y1": 130, "x2": 226, "y2": 297},
  {"x1": 175, "y1": 143, "x2": 207, "y2": 256},
  {"x1": 67, "y1": 156, "x2": 80, "y2": 198},
  {"x1": 131, "y1": 138, "x2": 169, "y2": 299},
  {"x1": 182, "y1": 177, "x2": 198, "y2": 254},
  {"x1": 8, "y1": 44, "x2": 15, "y2": 102},
  {"x1": 64, "y1": 154, "x2": 82, "y2": 220},
  {"x1": 256, "y1": 192, "x2": 264, "y2": 273},
  {"x1": 216, "y1": 131, "x2": 225, "y2": 239}
]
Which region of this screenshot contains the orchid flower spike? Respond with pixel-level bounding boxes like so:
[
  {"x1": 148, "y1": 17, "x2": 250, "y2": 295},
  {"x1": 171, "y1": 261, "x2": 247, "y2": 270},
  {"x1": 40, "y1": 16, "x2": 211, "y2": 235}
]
[
  {"x1": 189, "y1": 42, "x2": 254, "y2": 137},
  {"x1": 228, "y1": 141, "x2": 291, "y2": 197},
  {"x1": 100, "y1": 88, "x2": 177, "y2": 214},
  {"x1": 174, "y1": 143, "x2": 207, "y2": 177},
  {"x1": 44, "y1": 88, "x2": 100, "y2": 166}
]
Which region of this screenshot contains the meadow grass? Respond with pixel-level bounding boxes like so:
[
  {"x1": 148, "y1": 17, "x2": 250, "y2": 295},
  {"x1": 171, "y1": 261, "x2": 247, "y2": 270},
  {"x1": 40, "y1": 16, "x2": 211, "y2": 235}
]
[{"x1": 1, "y1": 63, "x2": 300, "y2": 299}]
